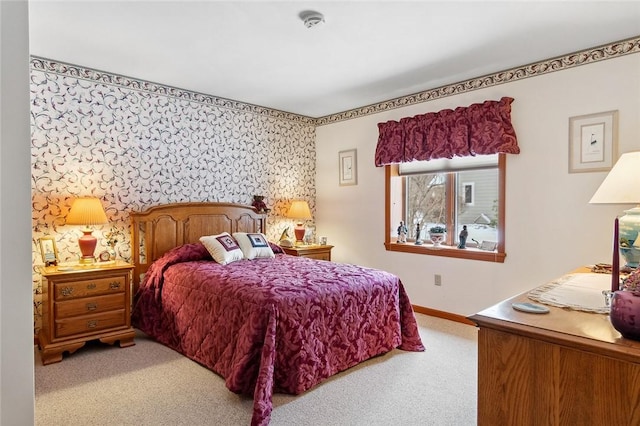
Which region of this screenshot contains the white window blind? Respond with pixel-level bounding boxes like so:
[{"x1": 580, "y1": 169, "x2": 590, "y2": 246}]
[{"x1": 398, "y1": 154, "x2": 498, "y2": 175}]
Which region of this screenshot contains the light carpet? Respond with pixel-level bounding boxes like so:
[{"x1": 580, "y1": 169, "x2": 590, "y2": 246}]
[{"x1": 35, "y1": 313, "x2": 478, "y2": 425}]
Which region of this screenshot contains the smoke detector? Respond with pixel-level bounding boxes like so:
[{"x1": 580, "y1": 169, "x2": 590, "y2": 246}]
[{"x1": 299, "y1": 10, "x2": 325, "y2": 28}]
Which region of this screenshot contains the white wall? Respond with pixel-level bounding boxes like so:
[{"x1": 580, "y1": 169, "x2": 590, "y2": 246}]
[
  {"x1": 316, "y1": 53, "x2": 640, "y2": 316},
  {"x1": 0, "y1": 0, "x2": 35, "y2": 424}
]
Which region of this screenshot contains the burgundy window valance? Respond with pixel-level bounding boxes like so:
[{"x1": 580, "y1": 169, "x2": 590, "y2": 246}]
[{"x1": 374, "y1": 97, "x2": 520, "y2": 166}]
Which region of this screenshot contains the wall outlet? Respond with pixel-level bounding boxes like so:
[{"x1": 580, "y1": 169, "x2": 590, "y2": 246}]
[{"x1": 434, "y1": 274, "x2": 442, "y2": 286}]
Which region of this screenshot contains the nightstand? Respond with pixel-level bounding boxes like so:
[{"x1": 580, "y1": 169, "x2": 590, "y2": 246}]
[
  {"x1": 281, "y1": 244, "x2": 333, "y2": 261},
  {"x1": 38, "y1": 260, "x2": 135, "y2": 365}
]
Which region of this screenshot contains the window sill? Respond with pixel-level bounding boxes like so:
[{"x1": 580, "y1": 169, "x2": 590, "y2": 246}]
[{"x1": 384, "y1": 242, "x2": 506, "y2": 263}]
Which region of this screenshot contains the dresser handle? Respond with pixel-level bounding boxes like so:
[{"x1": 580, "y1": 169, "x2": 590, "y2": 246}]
[
  {"x1": 109, "y1": 281, "x2": 121, "y2": 290},
  {"x1": 86, "y1": 302, "x2": 97, "y2": 311},
  {"x1": 86, "y1": 283, "x2": 96, "y2": 290},
  {"x1": 60, "y1": 287, "x2": 74, "y2": 297},
  {"x1": 87, "y1": 320, "x2": 98, "y2": 329}
]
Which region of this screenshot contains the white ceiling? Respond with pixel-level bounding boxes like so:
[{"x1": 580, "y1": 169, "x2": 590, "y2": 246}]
[{"x1": 28, "y1": 1, "x2": 640, "y2": 118}]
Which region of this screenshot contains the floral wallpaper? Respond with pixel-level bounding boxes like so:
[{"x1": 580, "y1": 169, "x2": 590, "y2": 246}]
[{"x1": 30, "y1": 57, "x2": 316, "y2": 332}]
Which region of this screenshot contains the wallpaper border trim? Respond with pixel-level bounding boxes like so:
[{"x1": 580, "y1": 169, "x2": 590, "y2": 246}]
[
  {"x1": 30, "y1": 35, "x2": 640, "y2": 127},
  {"x1": 316, "y1": 35, "x2": 640, "y2": 126},
  {"x1": 29, "y1": 56, "x2": 316, "y2": 126}
]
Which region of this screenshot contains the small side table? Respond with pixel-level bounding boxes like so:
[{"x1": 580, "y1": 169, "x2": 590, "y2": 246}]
[
  {"x1": 281, "y1": 244, "x2": 333, "y2": 261},
  {"x1": 38, "y1": 260, "x2": 135, "y2": 365}
]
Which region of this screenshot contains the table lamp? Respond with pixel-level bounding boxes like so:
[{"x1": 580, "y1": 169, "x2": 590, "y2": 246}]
[
  {"x1": 590, "y1": 151, "x2": 640, "y2": 268},
  {"x1": 286, "y1": 200, "x2": 312, "y2": 245},
  {"x1": 66, "y1": 197, "x2": 109, "y2": 264}
]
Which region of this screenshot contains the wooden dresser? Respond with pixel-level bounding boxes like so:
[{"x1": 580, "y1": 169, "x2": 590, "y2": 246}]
[
  {"x1": 38, "y1": 261, "x2": 136, "y2": 364},
  {"x1": 281, "y1": 244, "x2": 333, "y2": 261},
  {"x1": 469, "y1": 273, "x2": 640, "y2": 425}
]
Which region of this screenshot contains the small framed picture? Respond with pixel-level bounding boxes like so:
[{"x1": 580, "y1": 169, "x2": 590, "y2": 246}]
[
  {"x1": 339, "y1": 149, "x2": 358, "y2": 186},
  {"x1": 568, "y1": 110, "x2": 618, "y2": 173},
  {"x1": 39, "y1": 236, "x2": 59, "y2": 266}
]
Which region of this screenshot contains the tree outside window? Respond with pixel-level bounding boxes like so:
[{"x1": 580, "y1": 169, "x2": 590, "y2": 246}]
[{"x1": 385, "y1": 154, "x2": 506, "y2": 263}]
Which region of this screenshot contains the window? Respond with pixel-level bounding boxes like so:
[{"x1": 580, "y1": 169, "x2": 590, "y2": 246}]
[{"x1": 385, "y1": 154, "x2": 506, "y2": 262}]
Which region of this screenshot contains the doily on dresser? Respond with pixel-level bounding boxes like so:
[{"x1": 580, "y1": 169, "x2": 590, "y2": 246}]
[{"x1": 527, "y1": 273, "x2": 611, "y2": 314}]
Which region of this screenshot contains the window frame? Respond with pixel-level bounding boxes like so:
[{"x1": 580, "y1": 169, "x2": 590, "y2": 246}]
[{"x1": 384, "y1": 153, "x2": 506, "y2": 263}]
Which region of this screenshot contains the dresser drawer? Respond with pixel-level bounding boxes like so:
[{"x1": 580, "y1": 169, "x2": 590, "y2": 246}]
[
  {"x1": 55, "y1": 309, "x2": 126, "y2": 338},
  {"x1": 54, "y1": 275, "x2": 126, "y2": 300},
  {"x1": 55, "y1": 293, "x2": 125, "y2": 319}
]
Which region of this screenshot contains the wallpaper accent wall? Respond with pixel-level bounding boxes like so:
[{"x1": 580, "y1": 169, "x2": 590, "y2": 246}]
[{"x1": 30, "y1": 57, "x2": 316, "y2": 331}]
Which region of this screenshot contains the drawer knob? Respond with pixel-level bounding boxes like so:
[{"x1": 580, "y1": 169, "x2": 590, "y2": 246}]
[
  {"x1": 87, "y1": 320, "x2": 98, "y2": 329},
  {"x1": 86, "y1": 302, "x2": 97, "y2": 311},
  {"x1": 60, "y1": 287, "x2": 74, "y2": 297},
  {"x1": 109, "y1": 281, "x2": 121, "y2": 290},
  {"x1": 86, "y1": 283, "x2": 96, "y2": 290}
]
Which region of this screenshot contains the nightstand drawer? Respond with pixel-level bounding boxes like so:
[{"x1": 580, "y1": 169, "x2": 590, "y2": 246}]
[
  {"x1": 282, "y1": 245, "x2": 333, "y2": 261},
  {"x1": 55, "y1": 293, "x2": 125, "y2": 319},
  {"x1": 55, "y1": 309, "x2": 126, "y2": 338},
  {"x1": 305, "y1": 252, "x2": 331, "y2": 261},
  {"x1": 54, "y1": 276, "x2": 126, "y2": 300}
]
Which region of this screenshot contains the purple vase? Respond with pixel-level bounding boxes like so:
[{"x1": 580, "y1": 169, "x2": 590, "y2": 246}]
[{"x1": 610, "y1": 290, "x2": 640, "y2": 340}]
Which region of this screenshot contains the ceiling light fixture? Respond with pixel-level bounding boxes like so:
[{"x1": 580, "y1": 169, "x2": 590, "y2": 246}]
[{"x1": 299, "y1": 10, "x2": 324, "y2": 28}]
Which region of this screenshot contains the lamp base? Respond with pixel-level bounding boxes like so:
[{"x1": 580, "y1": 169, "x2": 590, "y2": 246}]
[
  {"x1": 619, "y1": 206, "x2": 640, "y2": 269},
  {"x1": 78, "y1": 229, "x2": 98, "y2": 263},
  {"x1": 621, "y1": 248, "x2": 640, "y2": 269},
  {"x1": 294, "y1": 223, "x2": 306, "y2": 245}
]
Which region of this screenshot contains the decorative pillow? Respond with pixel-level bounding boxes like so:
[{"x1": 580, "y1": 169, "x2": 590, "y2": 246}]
[
  {"x1": 199, "y1": 233, "x2": 244, "y2": 265},
  {"x1": 233, "y1": 232, "x2": 275, "y2": 260}
]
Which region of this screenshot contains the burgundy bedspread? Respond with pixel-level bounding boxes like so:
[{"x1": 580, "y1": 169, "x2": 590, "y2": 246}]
[{"x1": 132, "y1": 243, "x2": 424, "y2": 425}]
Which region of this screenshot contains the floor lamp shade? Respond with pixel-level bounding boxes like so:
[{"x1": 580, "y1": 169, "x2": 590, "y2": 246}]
[
  {"x1": 287, "y1": 200, "x2": 312, "y2": 244},
  {"x1": 590, "y1": 151, "x2": 640, "y2": 268},
  {"x1": 66, "y1": 197, "x2": 109, "y2": 263}
]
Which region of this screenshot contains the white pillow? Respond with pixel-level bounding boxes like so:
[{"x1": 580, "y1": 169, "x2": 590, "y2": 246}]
[
  {"x1": 199, "y1": 232, "x2": 244, "y2": 265},
  {"x1": 233, "y1": 232, "x2": 275, "y2": 260}
]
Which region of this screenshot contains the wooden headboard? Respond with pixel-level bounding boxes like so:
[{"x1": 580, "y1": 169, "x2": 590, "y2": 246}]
[{"x1": 130, "y1": 202, "x2": 266, "y2": 291}]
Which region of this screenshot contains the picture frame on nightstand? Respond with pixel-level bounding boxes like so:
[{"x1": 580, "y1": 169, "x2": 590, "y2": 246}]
[{"x1": 38, "y1": 236, "x2": 58, "y2": 266}]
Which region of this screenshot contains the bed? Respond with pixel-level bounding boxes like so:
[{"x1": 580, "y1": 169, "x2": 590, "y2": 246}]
[{"x1": 130, "y1": 202, "x2": 424, "y2": 426}]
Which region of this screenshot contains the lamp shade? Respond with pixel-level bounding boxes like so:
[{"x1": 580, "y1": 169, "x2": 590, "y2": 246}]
[
  {"x1": 66, "y1": 197, "x2": 109, "y2": 226},
  {"x1": 66, "y1": 197, "x2": 109, "y2": 263},
  {"x1": 286, "y1": 200, "x2": 312, "y2": 220},
  {"x1": 287, "y1": 200, "x2": 312, "y2": 244},
  {"x1": 589, "y1": 152, "x2": 640, "y2": 205},
  {"x1": 590, "y1": 151, "x2": 640, "y2": 268}
]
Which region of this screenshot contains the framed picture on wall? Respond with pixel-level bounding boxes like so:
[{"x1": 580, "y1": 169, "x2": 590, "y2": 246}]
[
  {"x1": 39, "y1": 236, "x2": 59, "y2": 266},
  {"x1": 339, "y1": 149, "x2": 357, "y2": 186},
  {"x1": 568, "y1": 110, "x2": 618, "y2": 173}
]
